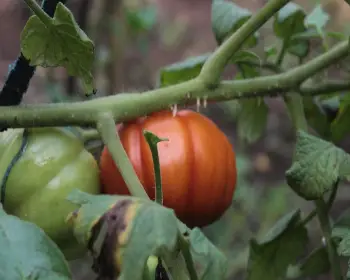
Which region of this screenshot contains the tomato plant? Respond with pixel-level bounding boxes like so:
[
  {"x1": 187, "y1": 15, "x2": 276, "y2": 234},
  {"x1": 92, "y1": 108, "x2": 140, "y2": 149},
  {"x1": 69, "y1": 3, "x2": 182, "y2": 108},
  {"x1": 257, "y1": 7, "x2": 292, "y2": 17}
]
[
  {"x1": 0, "y1": 127, "x2": 100, "y2": 260},
  {"x1": 2, "y1": 0, "x2": 350, "y2": 280},
  {"x1": 99, "y1": 110, "x2": 237, "y2": 228}
]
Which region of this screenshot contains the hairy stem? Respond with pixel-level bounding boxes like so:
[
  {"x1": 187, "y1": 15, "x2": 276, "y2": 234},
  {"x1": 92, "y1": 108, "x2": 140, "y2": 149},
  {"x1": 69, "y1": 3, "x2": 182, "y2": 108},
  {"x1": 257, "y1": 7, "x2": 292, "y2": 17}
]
[
  {"x1": 23, "y1": 0, "x2": 53, "y2": 26},
  {"x1": 96, "y1": 112, "x2": 148, "y2": 199},
  {"x1": 200, "y1": 0, "x2": 290, "y2": 86}
]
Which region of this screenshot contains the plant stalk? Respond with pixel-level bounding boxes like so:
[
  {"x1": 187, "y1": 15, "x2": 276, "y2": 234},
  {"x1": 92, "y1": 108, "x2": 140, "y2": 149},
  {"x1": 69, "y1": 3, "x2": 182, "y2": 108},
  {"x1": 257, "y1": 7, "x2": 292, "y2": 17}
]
[
  {"x1": 315, "y1": 199, "x2": 343, "y2": 280},
  {"x1": 96, "y1": 112, "x2": 148, "y2": 199},
  {"x1": 23, "y1": 0, "x2": 53, "y2": 26}
]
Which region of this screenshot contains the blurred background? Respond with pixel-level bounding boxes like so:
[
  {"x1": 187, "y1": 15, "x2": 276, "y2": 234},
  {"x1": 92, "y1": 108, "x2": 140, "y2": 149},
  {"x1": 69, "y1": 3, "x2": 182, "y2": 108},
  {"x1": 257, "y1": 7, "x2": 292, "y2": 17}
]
[{"x1": 1, "y1": 0, "x2": 350, "y2": 279}]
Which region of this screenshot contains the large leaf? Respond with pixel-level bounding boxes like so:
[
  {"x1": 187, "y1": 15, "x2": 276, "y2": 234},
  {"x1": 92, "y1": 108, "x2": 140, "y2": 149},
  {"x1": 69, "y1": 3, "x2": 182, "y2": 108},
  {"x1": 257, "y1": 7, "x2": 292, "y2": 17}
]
[
  {"x1": 299, "y1": 246, "x2": 330, "y2": 277},
  {"x1": 237, "y1": 99, "x2": 268, "y2": 144},
  {"x1": 158, "y1": 53, "x2": 211, "y2": 87},
  {"x1": 211, "y1": 0, "x2": 258, "y2": 47},
  {"x1": 0, "y1": 206, "x2": 72, "y2": 280},
  {"x1": 20, "y1": 3, "x2": 95, "y2": 95},
  {"x1": 286, "y1": 130, "x2": 350, "y2": 200},
  {"x1": 273, "y1": 3, "x2": 309, "y2": 58},
  {"x1": 332, "y1": 226, "x2": 350, "y2": 279},
  {"x1": 246, "y1": 210, "x2": 308, "y2": 280},
  {"x1": 189, "y1": 228, "x2": 228, "y2": 279},
  {"x1": 67, "y1": 190, "x2": 180, "y2": 280}
]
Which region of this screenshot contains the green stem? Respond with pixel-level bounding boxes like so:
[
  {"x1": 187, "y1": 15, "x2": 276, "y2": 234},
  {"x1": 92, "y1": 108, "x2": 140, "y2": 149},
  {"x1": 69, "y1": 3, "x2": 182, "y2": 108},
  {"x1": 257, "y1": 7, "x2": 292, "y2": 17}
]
[
  {"x1": 315, "y1": 199, "x2": 343, "y2": 280},
  {"x1": 178, "y1": 235, "x2": 199, "y2": 280},
  {"x1": 200, "y1": 0, "x2": 290, "y2": 86},
  {"x1": 23, "y1": 0, "x2": 53, "y2": 26},
  {"x1": 276, "y1": 38, "x2": 288, "y2": 66},
  {"x1": 283, "y1": 94, "x2": 308, "y2": 131},
  {"x1": 300, "y1": 181, "x2": 339, "y2": 227},
  {"x1": 96, "y1": 112, "x2": 149, "y2": 199},
  {"x1": 283, "y1": 83, "x2": 343, "y2": 280},
  {"x1": 0, "y1": 40, "x2": 348, "y2": 128},
  {"x1": 143, "y1": 131, "x2": 165, "y2": 205}
]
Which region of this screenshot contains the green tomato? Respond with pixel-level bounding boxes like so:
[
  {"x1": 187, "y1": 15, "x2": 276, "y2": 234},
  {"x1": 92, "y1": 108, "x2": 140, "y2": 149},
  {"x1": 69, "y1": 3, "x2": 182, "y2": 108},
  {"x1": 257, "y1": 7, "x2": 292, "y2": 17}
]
[{"x1": 0, "y1": 127, "x2": 100, "y2": 260}]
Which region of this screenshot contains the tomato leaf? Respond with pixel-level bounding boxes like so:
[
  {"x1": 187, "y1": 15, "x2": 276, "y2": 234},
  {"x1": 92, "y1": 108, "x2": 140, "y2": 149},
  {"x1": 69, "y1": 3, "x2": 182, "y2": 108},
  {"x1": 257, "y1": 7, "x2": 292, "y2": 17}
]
[
  {"x1": 158, "y1": 53, "x2": 211, "y2": 87},
  {"x1": 331, "y1": 94, "x2": 350, "y2": 142},
  {"x1": 20, "y1": 3, "x2": 95, "y2": 96},
  {"x1": 304, "y1": 4, "x2": 330, "y2": 38},
  {"x1": 211, "y1": 0, "x2": 258, "y2": 47},
  {"x1": 189, "y1": 228, "x2": 228, "y2": 280},
  {"x1": 246, "y1": 210, "x2": 308, "y2": 280},
  {"x1": 67, "y1": 190, "x2": 180, "y2": 280},
  {"x1": 231, "y1": 50, "x2": 262, "y2": 66},
  {"x1": 237, "y1": 99, "x2": 268, "y2": 144},
  {"x1": 285, "y1": 130, "x2": 350, "y2": 200},
  {"x1": 0, "y1": 206, "x2": 71, "y2": 280},
  {"x1": 273, "y1": 3, "x2": 309, "y2": 59},
  {"x1": 332, "y1": 227, "x2": 350, "y2": 278},
  {"x1": 299, "y1": 246, "x2": 330, "y2": 277}
]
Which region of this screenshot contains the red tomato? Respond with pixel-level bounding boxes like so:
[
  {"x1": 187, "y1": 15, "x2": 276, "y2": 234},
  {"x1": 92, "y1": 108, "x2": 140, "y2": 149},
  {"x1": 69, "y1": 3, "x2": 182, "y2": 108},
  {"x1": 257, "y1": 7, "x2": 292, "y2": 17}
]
[{"x1": 99, "y1": 110, "x2": 237, "y2": 228}]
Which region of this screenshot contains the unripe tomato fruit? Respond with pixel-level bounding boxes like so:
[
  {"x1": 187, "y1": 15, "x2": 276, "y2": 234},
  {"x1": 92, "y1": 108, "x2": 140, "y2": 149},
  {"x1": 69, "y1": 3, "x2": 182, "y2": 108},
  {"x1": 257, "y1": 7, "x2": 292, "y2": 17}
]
[
  {"x1": 99, "y1": 110, "x2": 237, "y2": 228},
  {"x1": 0, "y1": 127, "x2": 100, "y2": 260}
]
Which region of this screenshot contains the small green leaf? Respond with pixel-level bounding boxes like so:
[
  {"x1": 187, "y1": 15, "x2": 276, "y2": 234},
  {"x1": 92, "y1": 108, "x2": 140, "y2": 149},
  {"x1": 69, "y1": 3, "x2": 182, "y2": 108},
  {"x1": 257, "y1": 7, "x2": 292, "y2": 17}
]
[
  {"x1": 285, "y1": 130, "x2": 350, "y2": 200},
  {"x1": 211, "y1": 1, "x2": 258, "y2": 47},
  {"x1": 264, "y1": 45, "x2": 278, "y2": 59},
  {"x1": 247, "y1": 210, "x2": 308, "y2": 280},
  {"x1": 273, "y1": 3, "x2": 309, "y2": 58},
  {"x1": 331, "y1": 94, "x2": 350, "y2": 142},
  {"x1": 189, "y1": 228, "x2": 228, "y2": 279},
  {"x1": 274, "y1": 3, "x2": 306, "y2": 38},
  {"x1": 237, "y1": 99, "x2": 268, "y2": 144},
  {"x1": 158, "y1": 53, "x2": 211, "y2": 87},
  {"x1": 20, "y1": 3, "x2": 95, "y2": 96},
  {"x1": 332, "y1": 226, "x2": 350, "y2": 278},
  {"x1": 0, "y1": 206, "x2": 71, "y2": 279},
  {"x1": 300, "y1": 246, "x2": 330, "y2": 277},
  {"x1": 305, "y1": 4, "x2": 330, "y2": 37},
  {"x1": 232, "y1": 50, "x2": 262, "y2": 66}
]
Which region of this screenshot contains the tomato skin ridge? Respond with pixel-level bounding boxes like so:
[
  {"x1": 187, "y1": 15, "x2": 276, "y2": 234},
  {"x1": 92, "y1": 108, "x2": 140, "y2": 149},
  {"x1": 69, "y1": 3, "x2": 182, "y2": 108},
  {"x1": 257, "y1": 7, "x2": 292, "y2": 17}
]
[{"x1": 0, "y1": 129, "x2": 29, "y2": 204}]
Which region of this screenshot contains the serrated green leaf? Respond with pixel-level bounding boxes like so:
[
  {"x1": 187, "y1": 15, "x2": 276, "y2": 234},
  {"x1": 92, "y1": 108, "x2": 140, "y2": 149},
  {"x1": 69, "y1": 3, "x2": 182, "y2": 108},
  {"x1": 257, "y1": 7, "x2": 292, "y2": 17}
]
[
  {"x1": 0, "y1": 206, "x2": 71, "y2": 280},
  {"x1": 273, "y1": 3, "x2": 310, "y2": 58},
  {"x1": 158, "y1": 53, "x2": 211, "y2": 87},
  {"x1": 286, "y1": 130, "x2": 350, "y2": 200},
  {"x1": 237, "y1": 99, "x2": 268, "y2": 144},
  {"x1": 331, "y1": 94, "x2": 350, "y2": 142},
  {"x1": 300, "y1": 246, "x2": 330, "y2": 277},
  {"x1": 211, "y1": 1, "x2": 258, "y2": 47},
  {"x1": 247, "y1": 210, "x2": 308, "y2": 280},
  {"x1": 189, "y1": 228, "x2": 228, "y2": 279},
  {"x1": 305, "y1": 4, "x2": 330, "y2": 36},
  {"x1": 20, "y1": 3, "x2": 95, "y2": 95}
]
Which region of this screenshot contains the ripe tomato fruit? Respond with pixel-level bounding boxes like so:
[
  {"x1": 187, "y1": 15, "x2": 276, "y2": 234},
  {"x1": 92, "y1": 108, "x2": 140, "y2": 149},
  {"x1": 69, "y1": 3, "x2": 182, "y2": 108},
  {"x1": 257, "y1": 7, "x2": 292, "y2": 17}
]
[
  {"x1": 99, "y1": 110, "x2": 237, "y2": 228},
  {"x1": 0, "y1": 127, "x2": 101, "y2": 260}
]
